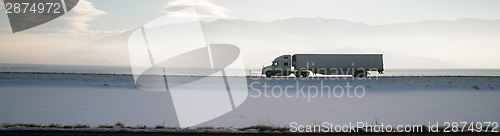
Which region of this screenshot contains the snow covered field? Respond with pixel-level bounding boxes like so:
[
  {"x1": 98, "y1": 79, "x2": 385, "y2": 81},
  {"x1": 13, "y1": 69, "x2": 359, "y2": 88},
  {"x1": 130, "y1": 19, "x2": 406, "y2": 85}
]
[{"x1": 0, "y1": 73, "x2": 499, "y2": 128}]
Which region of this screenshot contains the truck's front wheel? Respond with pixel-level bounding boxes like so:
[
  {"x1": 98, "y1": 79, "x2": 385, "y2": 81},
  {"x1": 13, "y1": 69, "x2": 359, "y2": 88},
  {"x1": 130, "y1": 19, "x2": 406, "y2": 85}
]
[
  {"x1": 301, "y1": 72, "x2": 309, "y2": 77},
  {"x1": 265, "y1": 71, "x2": 273, "y2": 77}
]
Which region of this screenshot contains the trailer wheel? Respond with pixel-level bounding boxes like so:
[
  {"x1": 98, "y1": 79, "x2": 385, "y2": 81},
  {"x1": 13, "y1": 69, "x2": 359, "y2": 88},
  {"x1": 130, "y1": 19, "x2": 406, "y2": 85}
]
[
  {"x1": 265, "y1": 71, "x2": 272, "y2": 77},
  {"x1": 354, "y1": 71, "x2": 367, "y2": 77}
]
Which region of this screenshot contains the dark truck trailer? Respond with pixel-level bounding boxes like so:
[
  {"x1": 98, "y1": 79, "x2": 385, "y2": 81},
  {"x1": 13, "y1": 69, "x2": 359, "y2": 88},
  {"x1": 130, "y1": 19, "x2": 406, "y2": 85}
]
[{"x1": 262, "y1": 54, "x2": 384, "y2": 77}]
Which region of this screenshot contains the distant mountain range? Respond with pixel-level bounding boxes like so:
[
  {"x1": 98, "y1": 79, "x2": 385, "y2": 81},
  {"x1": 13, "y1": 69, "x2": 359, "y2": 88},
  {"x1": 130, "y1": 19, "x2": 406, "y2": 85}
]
[{"x1": 69, "y1": 17, "x2": 500, "y2": 69}]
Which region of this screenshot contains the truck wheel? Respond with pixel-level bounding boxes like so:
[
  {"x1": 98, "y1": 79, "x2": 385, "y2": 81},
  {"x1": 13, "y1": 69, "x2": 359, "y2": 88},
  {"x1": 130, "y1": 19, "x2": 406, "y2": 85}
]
[
  {"x1": 301, "y1": 72, "x2": 309, "y2": 77},
  {"x1": 265, "y1": 71, "x2": 272, "y2": 77},
  {"x1": 294, "y1": 72, "x2": 300, "y2": 77}
]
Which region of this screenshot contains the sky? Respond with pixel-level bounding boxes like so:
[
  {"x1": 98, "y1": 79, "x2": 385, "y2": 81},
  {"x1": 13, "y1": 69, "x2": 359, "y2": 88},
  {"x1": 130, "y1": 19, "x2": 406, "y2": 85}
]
[
  {"x1": 1, "y1": 0, "x2": 500, "y2": 68},
  {"x1": 51, "y1": 0, "x2": 500, "y2": 31},
  {"x1": 217, "y1": 0, "x2": 500, "y2": 24}
]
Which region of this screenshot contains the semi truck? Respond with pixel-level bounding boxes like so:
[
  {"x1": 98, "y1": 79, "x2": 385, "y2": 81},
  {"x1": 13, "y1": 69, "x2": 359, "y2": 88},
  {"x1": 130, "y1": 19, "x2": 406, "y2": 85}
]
[{"x1": 262, "y1": 54, "x2": 384, "y2": 77}]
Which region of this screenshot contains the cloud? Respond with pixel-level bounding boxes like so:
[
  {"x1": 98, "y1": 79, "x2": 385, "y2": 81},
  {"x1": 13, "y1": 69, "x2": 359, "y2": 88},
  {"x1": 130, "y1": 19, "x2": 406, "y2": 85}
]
[
  {"x1": 0, "y1": 1, "x2": 4, "y2": 10},
  {"x1": 161, "y1": 0, "x2": 229, "y2": 18},
  {"x1": 61, "y1": 0, "x2": 107, "y2": 34},
  {"x1": 0, "y1": 0, "x2": 116, "y2": 65},
  {"x1": 19, "y1": 0, "x2": 107, "y2": 36}
]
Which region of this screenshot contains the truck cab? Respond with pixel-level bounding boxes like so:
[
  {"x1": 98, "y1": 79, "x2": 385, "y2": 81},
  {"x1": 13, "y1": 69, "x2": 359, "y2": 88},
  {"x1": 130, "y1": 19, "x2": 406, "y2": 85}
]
[{"x1": 262, "y1": 55, "x2": 292, "y2": 77}]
